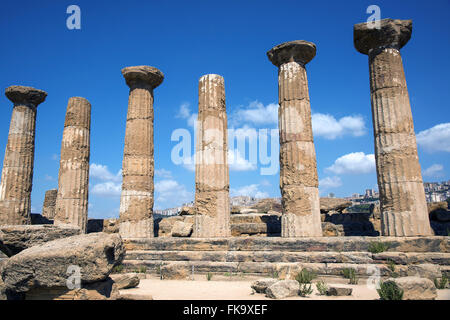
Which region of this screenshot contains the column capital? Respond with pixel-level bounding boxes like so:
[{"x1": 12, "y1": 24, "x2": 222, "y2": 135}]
[
  {"x1": 267, "y1": 40, "x2": 316, "y2": 67},
  {"x1": 5, "y1": 85, "x2": 47, "y2": 106},
  {"x1": 354, "y1": 18, "x2": 412, "y2": 55},
  {"x1": 121, "y1": 65, "x2": 164, "y2": 89}
]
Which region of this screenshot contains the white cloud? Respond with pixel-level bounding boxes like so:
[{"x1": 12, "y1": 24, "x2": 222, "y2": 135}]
[
  {"x1": 187, "y1": 113, "x2": 198, "y2": 129},
  {"x1": 422, "y1": 164, "x2": 444, "y2": 178},
  {"x1": 228, "y1": 149, "x2": 257, "y2": 171},
  {"x1": 326, "y1": 152, "x2": 375, "y2": 175},
  {"x1": 319, "y1": 176, "x2": 343, "y2": 189},
  {"x1": 312, "y1": 113, "x2": 366, "y2": 140},
  {"x1": 154, "y1": 179, "x2": 193, "y2": 208},
  {"x1": 45, "y1": 174, "x2": 55, "y2": 181},
  {"x1": 155, "y1": 169, "x2": 173, "y2": 179},
  {"x1": 90, "y1": 164, "x2": 121, "y2": 182},
  {"x1": 232, "y1": 101, "x2": 278, "y2": 126},
  {"x1": 51, "y1": 154, "x2": 59, "y2": 161},
  {"x1": 91, "y1": 182, "x2": 121, "y2": 198},
  {"x1": 176, "y1": 102, "x2": 191, "y2": 119},
  {"x1": 417, "y1": 123, "x2": 450, "y2": 153},
  {"x1": 230, "y1": 184, "x2": 269, "y2": 198}
]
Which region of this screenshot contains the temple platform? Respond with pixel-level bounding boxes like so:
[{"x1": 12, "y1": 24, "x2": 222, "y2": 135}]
[{"x1": 122, "y1": 236, "x2": 450, "y2": 279}]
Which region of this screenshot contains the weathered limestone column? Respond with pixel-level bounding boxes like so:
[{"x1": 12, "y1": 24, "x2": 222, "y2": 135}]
[
  {"x1": 193, "y1": 74, "x2": 230, "y2": 238},
  {"x1": 119, "y1": 66, "x2": 164, "y2": 238},
  {"x1": 54, "y1": 97, "x2": 91, "y2": 233},
  {"x1": 42, "y1": 189, "x2": 57, "y2": 219},
  {"x1": 267, "y1": 41, "x2": 322, "y2": 237},
  {"x1": 0, "y1": 86, "x2": 47, "y2": 225},
  {"x1": 354, "y1": 19, "x2": 432, "y2": 236}
]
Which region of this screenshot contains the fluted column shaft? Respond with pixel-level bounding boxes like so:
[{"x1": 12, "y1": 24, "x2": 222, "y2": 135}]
[
  {"x1": 193, "y1": 74, "x2": 230, "y2": 237},
  {"x1": 119, "y1": 66, "x2": 164, "y2": 239},
  {"x1": 369, "y1": 49, "x2": 431, "y2": 236},
  {"x1": 0, "y1": 86, "x2": 46, "y2": 225},
  {"x1": 267, "y1": 41, "x2": 322, "y2": 237},
  {"x1": 54, "y1": 97, "x2": 91, "y2": 233},
  {"x1": 354, "y1": 19, "x2": 432, "y2": 236}
]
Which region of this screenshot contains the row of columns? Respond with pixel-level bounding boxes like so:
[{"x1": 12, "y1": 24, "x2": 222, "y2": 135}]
[{"x1": 0, "y1": 18, "x2": 432, "y2": 238}]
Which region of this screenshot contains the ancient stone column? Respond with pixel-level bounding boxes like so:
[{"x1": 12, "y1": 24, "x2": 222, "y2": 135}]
[
  {"x1": 42, "y1": 189, "x2": 57, "y2": 219},
  {"x1": 119, "y1": 66, "x2": 164, "y2": 238},
  {"x1": 0, "y1": 86, "x2": 47, "y2": 225},
  {"x1": 354, "y1": 19, "x2": 432, "y2": 236},
  {"x1": 193, "y1": 74, "x2": 230, "y2": 238},
  {"x1": 267, "y1": 41, "x2": 322, "y2": 237},
  {"x1": 53, "y1": 97, "x2": 91, "y2": 233}
]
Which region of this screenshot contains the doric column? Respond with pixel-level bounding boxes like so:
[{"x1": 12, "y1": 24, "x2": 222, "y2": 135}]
[
  {"x1": 42, "y1": 189, "x2": 57, "y2": 219},
  {"x1": 354, "y1": 19, "x2": 432, "y2": 236},
  {"x1": 0, "y1": 86, "x2": 47, "y2": 225},
  {"x1": 54, "y1": 97, "x2": 91, "y2": 233},
  {"x1": 193, "y1": 74, "x2": 230, "y2": 237},
  {"x1": 119, "y1": 66, "x2": 164, "y2": 238},
  {"x1": 267, "y1": 41, "x2": 322, "y2": 237}
]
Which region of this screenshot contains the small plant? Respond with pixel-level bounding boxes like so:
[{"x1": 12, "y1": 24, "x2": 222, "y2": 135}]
[
  {"x1": 387, "y1": 259, "x2": 396, "y2": 272},
  {"x1": 139, "y1": 266, "x2": 147, "y2": 274},
  {"x1": 295, "y1": 269, "x2": 316, "y2": 284},
  {"x1": 342, "y1": 268, "x2": 359, "y2": 284},
  {"x1": 112, "y1": 264, "x2": 124, "y2": 274},
  {"x1": 434, "y1": 276, "x2": 448, "y2": 289},
  {"x1": 224, "y1": 272, "x2": 232, "y2": 277},
  {"x1": 299, "y1": 283, "x2": 313, "y2": 297},
  {"x1": 315, "y1": 280, "x2": 328, "y2": 296},
  {"x1": 271, "y1": 270, "x2": 279, "y2": 279},
  {"x1": 377, "y1": 281, "x2": 403, "y2": 300},
  {"x1": 206, "y1": 272, "x2": 213, "y2": 281},
  {"x1": 368, "y1": 241, "x2": 391, "y2": 254}
]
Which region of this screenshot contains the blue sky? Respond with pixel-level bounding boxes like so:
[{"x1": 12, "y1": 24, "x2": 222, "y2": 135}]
[{"x1": 0, "y1": 0, "x2": 449, "y2": 219}]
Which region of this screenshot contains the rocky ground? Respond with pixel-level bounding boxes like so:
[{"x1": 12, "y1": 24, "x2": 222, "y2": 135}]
[{"x1": 119, "y1": 275, "x2": 450, "y2": 300}]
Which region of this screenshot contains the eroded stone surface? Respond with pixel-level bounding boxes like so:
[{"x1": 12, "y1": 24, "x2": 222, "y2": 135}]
[
  {"x1": 251, "y1": 278, "x2": 278, "y2": 293},
  {"x1": 0, "y1": 225, "x2": 80, "y2": 257},
  {"x1": 119, "y1": 65, "x2": 164, "y2": 238},
  {"x1": 267, "y1": 41, "x2": 322, "y2": 237},
  {"x1": 193, "y1": 74, "x2": 230, "y2": 237},
  {"x1": 1, "y1": 232, "x2": 124, "y2": 294},
  {"x1": 54, "y1": 97, "x2": 91, "y2": 233},
  {"x1": 354, "y1": 19, "x2": 432, "y2": 236},
  {"x1": 265, "y1": 280, "x2": 299, "y2": 299},
  {"x1": 385, "y1": 276, "x2": 437, "y2": 300},
  {"x1": 0, "y1": 86, "x2": 47, "y2": 225},
  {"x1": 42, "y1": 189, "x2": 57, "y2": 219}
]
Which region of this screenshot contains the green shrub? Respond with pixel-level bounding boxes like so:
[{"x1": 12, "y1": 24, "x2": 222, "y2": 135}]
[
  {"x1": 206, "y1": 272, "x2": 213, "y2": 281},
  {"x1": 315, "y1": 280, "x2": 328, "y2": 295},
  {"x1": 368, "y1": 241, "x2": 391, "y2": 254},
  {"x1": 387, "y1": 259, "x2": 396, "y2": 272},
  {"x1": 342, "y1": 268, "x2": 358, "y2": 284},
  {"x1": 271, "y1": 270, "x2": 279, "y2": 279},
  {"x1": 299, "y1": 283, "x2": 313, "y2": 297},
  {"x1": 295, "y1": 269, "x2": 316, "y2": 284},
  {"x1": 434, "y1": 276, "x2": 448, "y2": 289},
  {"x1": 112, "y1": 264, "x2": 124, "y2": 274},
  {"x1": 377, "y1": 281, "x2": 403, "y2": 300},
  {"x1": 139, "y1": 266, "x2": 147, "y2": 274}
]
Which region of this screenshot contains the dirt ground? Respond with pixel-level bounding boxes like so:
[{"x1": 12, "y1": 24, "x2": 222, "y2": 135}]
[{"x1": 120, "y1": 275, "x2": 450, "y2": 300}]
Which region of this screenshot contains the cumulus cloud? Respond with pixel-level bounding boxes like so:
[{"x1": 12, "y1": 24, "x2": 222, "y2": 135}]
[
  {"x1": 230, "y1": 184, "x2": 269, "y2": 199},
  {"x1": 154, "y1": 179, "x2": 193, "y2": 208},
  {"x1": 90, "y1": 164, "x2": 121, "y2": 182},
  {"x1": 312, "y1": 113, "x2": 366, "y2": 140},
  {"x1": 422, "y1": 164, "x2": 444, "y2": 178},
  {"x1": 91, "y1": 181, "x2": 121, "y2": 197},
  {"x1": 416, "y1": 123, "x2": 450, "y2": 153},
  {"x1": 326, "y1": 152, "x2": 376, "y2": 175},
  {"x1": 319, "y1": 176, "x2": 343, "y2": 189},
  {"x1": 176, "y1": 102, "x2": 191, "y2": 119},
  {"x1": 155, "y1": 169, "x2": 173, "y2": 179},
  {"x1": 228, "y1": 149, "x2": 257, "y2": 171},
  {"x1": 232, "y1": 101, "x2": 278, "y2": 126}
]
